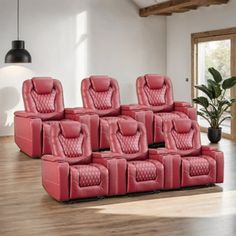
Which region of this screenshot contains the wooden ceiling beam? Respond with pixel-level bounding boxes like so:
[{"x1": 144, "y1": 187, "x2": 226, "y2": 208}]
[{"x1": 140, "y1": 0, "x2": 229, "y2": 17}]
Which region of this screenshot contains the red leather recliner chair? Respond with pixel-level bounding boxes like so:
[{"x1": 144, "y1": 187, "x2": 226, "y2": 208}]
[
  {"x1": 14, "y1": 77, "x2": 99, "y2": 158},
  {"x1": 163, "y1": 119, "x2": 224, "y2": 187},
  {"x1": 41, "y1": 121, "x2": 108, "y2": 201},
  {"x1": 136, "y1": 74, "x2": 197, "y2": 143},
  {"x1": 93, "y1": 120, "x2": 164, "y2": 194},
  {"x1": 81, "y1": 76, "x2": 135, "y2": 150}
]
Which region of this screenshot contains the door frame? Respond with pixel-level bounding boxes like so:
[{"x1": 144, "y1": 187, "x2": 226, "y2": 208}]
[{"x1": 191, "y1": 27, "x2": 236, "y2": 140}]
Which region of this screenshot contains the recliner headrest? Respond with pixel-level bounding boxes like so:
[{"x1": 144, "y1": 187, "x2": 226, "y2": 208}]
[
  {"x1": 32, "y1": 77, "x2": 54, "y2": 94},
  {"x1": 60, "y1": 121, "x2": 82, "y2": 138},
  {"x1": 118, "y1": 120, "x2": 138, "y2": 136},
  {"x1": 145, "y1": 74, "x2": 165, "y2": 89},
  {"x1": 90, "y1": 76, "x2": 111, "y2": 92},
  {"x1": 173, "y1": 119, "x2": 192, "y2": 133}
]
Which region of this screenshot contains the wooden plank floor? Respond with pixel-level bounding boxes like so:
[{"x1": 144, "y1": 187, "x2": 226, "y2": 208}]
[{"x1": 0, "y1": 135, "x2": 235, "y2": 236}]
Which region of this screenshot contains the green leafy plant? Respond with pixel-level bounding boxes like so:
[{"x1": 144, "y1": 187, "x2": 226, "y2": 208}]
[{"x1": 193, "y1": 67, "x2": 236, "y2": 129}]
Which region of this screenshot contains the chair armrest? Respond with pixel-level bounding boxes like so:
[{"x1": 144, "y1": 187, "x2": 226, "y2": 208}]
[
  {"x1": 201, "y1": 145, "x2": 218, "y2": 152},
  {"x1": 92, "y1": 151, "x2": 123, "y2": 159},
  {"x1": 174, "y1": 101, "x2": 192, "y2": 108},
  {"x1": 42, "y1": 155, "x2": 90, "y2": 165},
  {"x1": 14, "y1": 111, "x2": 41, "y2": 118},
  {"x1": 41, "y1": 156, "x2": 70, "y2": 201},
  {"x1": 174, "y1": 103, "x2": 197, "y2": 120},
  {"x1": 92, "y1": 151, "x2": 127, "y2": 195},
  {"x1": 14, "y1": 111, "x2": 64, "y2": 120},
  {"x1": 149, "y1": 149, "x2": 181, "y2": 189},
  {"x1": 149, "y1": 148, "x2": 179, "y2": 156},
  {"x1": 201, "y1": 145, "x2": 224, "y2": 183},
  {"x1": 42, "y1": 155, "x2": 67, "y2": 163},
  {"x1": 121, "y1": 104, "x2": 151, "y2": 112},
  {"x1": 64, "y1": 107, "x2": 97, "y2": 115}
]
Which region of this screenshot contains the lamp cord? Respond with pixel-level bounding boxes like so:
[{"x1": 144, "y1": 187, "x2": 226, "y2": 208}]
[{"x1": 17, "y1": 0, "x2": 19, "y2": 40}]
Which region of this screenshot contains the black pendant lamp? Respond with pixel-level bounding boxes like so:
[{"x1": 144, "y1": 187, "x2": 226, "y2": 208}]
[{"x1": 5, "y1": 0, "x2": 31, "y2": 63}]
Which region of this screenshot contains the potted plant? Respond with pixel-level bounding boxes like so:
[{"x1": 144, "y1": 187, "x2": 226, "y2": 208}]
[{"x1": 193, "y1": 67, "x2": 236, "y2": 143}]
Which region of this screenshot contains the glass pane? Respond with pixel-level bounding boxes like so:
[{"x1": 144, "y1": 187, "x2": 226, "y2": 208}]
[{"x1": 197, "y1": 39, "x2": 231, "y2": 134}]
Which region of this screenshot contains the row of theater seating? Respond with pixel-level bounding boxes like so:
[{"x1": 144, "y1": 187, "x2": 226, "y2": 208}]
[
  {"x1": 13, "y1": 75, "x2": 224, "y2": 201},
  {"x1": 42, "y1": 119, "x2": 224, "y2": 201},
  {"x1": 14, "y1": 74, "x2": 196, "y2": 157}
]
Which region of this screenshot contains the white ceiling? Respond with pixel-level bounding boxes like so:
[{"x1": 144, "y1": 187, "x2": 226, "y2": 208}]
[{"x1": 132, "y1": 0, "x2": 169, "y2": 8}]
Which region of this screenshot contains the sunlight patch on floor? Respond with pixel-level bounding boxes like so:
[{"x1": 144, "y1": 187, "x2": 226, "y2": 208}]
[{"x1": 89, "y1": 190, "x2": 236, "y2": 218}]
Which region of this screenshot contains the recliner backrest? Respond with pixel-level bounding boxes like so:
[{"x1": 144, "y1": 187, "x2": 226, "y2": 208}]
[
  {"x1": 81, "y1": 76, "x2": 121, "y2": 116},
  {"x1": 136, "y1": 74, "x2": 174, "y2": 112},
  {"x1": 163, "y1": 119, "x2": 201, "y2": 156},
  {"x1": 23, "y1": 77, "x2": 64, "y2": 119},
  {"x1": 110, "y1": 120, "x2": 148, "y2": 160},
  {"x1": 50, "y1": 121, "x2": 91, "y2": 164}
]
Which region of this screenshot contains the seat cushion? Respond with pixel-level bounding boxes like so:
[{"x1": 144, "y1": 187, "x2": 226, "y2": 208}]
[
  {"x1": 183, "y1": 156, "x2": 210, "y2": 176},
  {"x1": 130, "y1": 161, "x2": 157, "y2": 182},
  {"x1": 69, "y1": 163, "x2": 109, "y2": 199},
  {"x1": 181, "y1": 155, "x2": 216, "y2": 187},
  {"x1": 75, "y1": 165, "x2": 101, "y2": 187},
  {"x1": 127, "y1": 160, "x2": 164, "y2": 193}
]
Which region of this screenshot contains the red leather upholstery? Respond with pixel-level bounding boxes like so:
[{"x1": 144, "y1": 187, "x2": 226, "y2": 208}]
[
  {"x1": 81, "y1": 76, "x2": 120, "y2": 117},
  {"x1": 121, "y1": 105, "x2": 154, "y2": 145},
  {"x1": 99, "y1": 115, "x2": 133, "y2": 149},
  {"x1": 81, "y1": 76, "x2": 134, "y2": 149},
  {"x1": 136, "y1": 74, "x2": 197, "y2": 143},
  {"x1": 23, "y1": 77, "x2": 64, "y2": 120},
  {"x1": 64, "y1": 108, "x2": 100, "y2": 151},
  {"x1": 15, "y1": 77, "x2": 100, "y2": 157},
  {"x1": 163, "y1": 119, "x2": 224, "y2": 187},
  {"x1": 93, "y1": 152, "x2": 127, "y2": 195},
  {"x1": 14, "y1": 77, "x2": 65, "y2": 157},
  {"x1": 109, "y1": 120, "x2": 164, "y2": 193},
  {"x1": 149, "y1": 149, "x2": 181, "y2": 189},
  {"x1": 42, "y1": 121, "x2": 108, "y2": 201}
]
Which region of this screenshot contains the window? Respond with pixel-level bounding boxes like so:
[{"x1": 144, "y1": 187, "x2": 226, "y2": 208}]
[{"x1": 192, "y1": 28, "x2": 236, "y2": 140}]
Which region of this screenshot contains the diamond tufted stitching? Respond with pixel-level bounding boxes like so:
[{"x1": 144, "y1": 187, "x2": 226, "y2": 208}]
[
  {"x1": 117, "y1": 131, "x2": 140, "y2": 154},
  {"x1": 89, "y1": 87, "x2": 113, "y2": 110},
  {"x1": 144, "y1": 85, "x2": 166, "y2": 106},
  {"x1": 31, "y1": 89, "x2": 56, "y2": 113},
  {"x1": 59, "y1": 134, "x2": 83, "y2": 157},
  {"x1": 131, "y1": 161, "x2": 157, "y2": 182},
  {"x1": 185, "y1": 157, "x2": 210, "y2": 176},
  {"x1": 172, "y1": 129, "x2": 194, "y2": 150},
  {"x1": 76, "y1": 165, "x2": 101, "y2": 187}
]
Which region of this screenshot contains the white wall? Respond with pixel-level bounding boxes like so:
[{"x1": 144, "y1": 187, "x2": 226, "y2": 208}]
[
  {"x1": 0, "y1": 0, "x2": 166, "y2": 136},
  {"x1": 166, "y1": 0, "x2": 236, "y2": 102}
]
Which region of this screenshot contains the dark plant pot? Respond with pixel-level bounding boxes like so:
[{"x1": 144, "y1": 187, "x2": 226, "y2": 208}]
[{"x1": 207, "y1": 127, "x2": 222, "y2": 143}]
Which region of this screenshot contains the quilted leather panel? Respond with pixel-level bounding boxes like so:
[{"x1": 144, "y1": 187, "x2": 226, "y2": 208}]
[
  {"x1": 89, "y1": 87, "x2": 113, "y2": 110},
  {"x1": 172, "y1": 129, "x2": 194, "y2": 150},
  {"x1": 144, "y1": 85, "x2": 166, "y2": 106},
  {"x1": 132, "y1": 161, "x2": 157, "y2": 182},
  {"x1": 117, "y1": 131, "x2": 140, "y2": 154},
  {"x1": 59, "y1": 134, "x2": 83, "y2": 157},
  {"x1": 76, "y1": 165, "x2": 101, "y2": 187},
  {"x1": 31, "y1": 89, "x2": 56, "y2": 113},
  {"x1": 185, "y1": 157, "x2": 210, "y2": 176}
]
